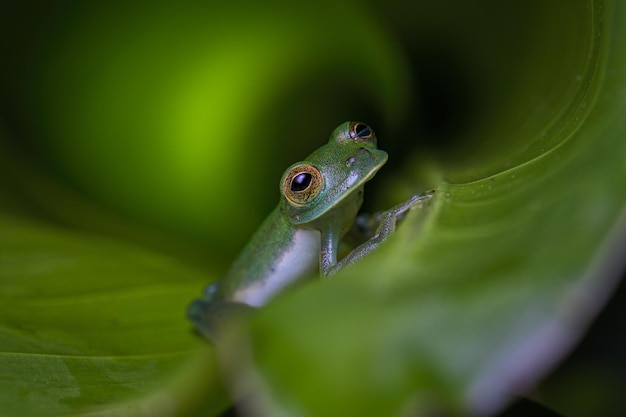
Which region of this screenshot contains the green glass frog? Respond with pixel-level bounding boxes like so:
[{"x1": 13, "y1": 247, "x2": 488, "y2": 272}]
[{"x1": 188, "y1": 121, "x2": 433, "y2": 339}]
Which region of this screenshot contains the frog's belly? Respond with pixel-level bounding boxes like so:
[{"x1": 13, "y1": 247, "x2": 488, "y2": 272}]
[{"x1": 232, "y1": 228, "x2": 320, "y2": 307}]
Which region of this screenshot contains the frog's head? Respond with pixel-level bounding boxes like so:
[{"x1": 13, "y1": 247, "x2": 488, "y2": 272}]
[{"x1": 280, "y1": 121, "x2": 388, "y2": 225}]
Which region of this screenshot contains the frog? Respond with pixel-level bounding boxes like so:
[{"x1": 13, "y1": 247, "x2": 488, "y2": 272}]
[{"x1": 188, "y1": 121, "x2": 433, "y2": 340}]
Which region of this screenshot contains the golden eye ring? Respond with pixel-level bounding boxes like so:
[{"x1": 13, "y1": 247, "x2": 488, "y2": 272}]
[{"x1": 282, "y1": 164, "x2": 323, "y2": 206}]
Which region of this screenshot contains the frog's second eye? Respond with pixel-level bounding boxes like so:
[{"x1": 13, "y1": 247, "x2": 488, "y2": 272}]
[
  {"x1": 348, "y1": 122, "x2": 375, "y2": 143},
  {"x1": 282, "y1": 164, "x2": 323, "y2": 206}
]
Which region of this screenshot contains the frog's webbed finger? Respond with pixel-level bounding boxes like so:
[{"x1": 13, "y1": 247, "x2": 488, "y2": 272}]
[
  {"x1": 352, "y1": 190, "x2": 434, "y2": 238},
  {"x1": 381, "y1": 190, "x2": 435, "y2": 223}
]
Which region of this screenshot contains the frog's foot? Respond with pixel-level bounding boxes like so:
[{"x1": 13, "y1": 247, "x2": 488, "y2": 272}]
[
  {"x1": 187, "y1": 298, "x2": 256, "y2": 342},
  {"x1": 352, "y1": 190, "x2": 435, "y2": 238}
]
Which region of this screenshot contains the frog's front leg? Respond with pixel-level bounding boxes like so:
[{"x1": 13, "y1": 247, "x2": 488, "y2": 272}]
[{"x1": 320, "y1": 191, "x2": 434, "y2": 277}]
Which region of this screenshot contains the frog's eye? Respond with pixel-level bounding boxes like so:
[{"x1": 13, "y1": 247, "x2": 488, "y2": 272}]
[
  {"x1": 348, "y1": 122, "x2": 375, "y2": 143},
  {"x1": 282, "y1": 164, "x2": 323, "y2": 206}
]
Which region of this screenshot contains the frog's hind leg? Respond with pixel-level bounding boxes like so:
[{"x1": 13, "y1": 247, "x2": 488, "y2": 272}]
[{"x1": 187, "y1": 298, "x2": 255, "y2": 341}]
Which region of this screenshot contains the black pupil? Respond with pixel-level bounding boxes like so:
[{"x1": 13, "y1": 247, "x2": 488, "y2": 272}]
[
  {"x1": 291, "y1": 173, "x2": 312, "y2": 192},
  {"x1": 355, "y1": 123, "x2": 370, "y2": 138}
]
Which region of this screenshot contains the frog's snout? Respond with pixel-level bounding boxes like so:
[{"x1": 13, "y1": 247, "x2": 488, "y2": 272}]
[
  {"x1": 346, "y1": 148, "x2": 372, "y2": 167},
  {"x1": 355, "y1": 147, "x2": 378, "y2": 159},
  {"x1": 345, "y1": 147, "x2": 388, "y2": 171}
]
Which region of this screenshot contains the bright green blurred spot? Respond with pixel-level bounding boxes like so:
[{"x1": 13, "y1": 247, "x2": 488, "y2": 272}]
[{"x1": 31, "y1": 1, "x2": 409, "y2": 249}]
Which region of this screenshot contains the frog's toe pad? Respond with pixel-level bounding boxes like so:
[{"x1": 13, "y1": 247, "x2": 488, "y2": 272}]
[{"x1": 187, "y1": 298, "x2": 255, "y2": 341}]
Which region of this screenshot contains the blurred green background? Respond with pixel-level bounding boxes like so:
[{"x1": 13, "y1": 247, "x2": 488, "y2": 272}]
[
  {"x1": 1, "y1": 1, "x2": 625, "y2": 416},
  {"x1": 2, "y1": 0, "x2": 415, "y2": 263}
]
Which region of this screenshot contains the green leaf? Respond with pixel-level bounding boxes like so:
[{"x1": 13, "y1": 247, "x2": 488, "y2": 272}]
[{"x1": 0, "y1": 214, "x2": 226, "y2": 417}]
